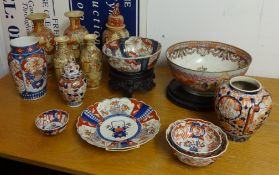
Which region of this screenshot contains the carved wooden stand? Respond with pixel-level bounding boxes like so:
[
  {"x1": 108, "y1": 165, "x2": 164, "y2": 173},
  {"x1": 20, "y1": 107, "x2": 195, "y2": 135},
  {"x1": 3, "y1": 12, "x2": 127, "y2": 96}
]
[
  {"x1": 166, "y1": 79, "x2": 214, "y2": 111},
  {"x1": 109, "y1": 67, "x2": 155, "y2": 97}
]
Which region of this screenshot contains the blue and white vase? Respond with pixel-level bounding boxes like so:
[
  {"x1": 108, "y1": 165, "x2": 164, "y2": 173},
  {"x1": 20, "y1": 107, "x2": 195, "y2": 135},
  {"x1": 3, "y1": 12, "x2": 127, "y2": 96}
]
[{"x1": 8, "y1": 36, "x2": 47, "y2": 100}]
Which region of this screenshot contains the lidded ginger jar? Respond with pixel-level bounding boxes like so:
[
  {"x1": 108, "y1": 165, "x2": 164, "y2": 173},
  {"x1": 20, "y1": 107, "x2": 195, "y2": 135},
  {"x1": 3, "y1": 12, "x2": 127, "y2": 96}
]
[
  {"x1": 102, "y1": 3, "x2": 129, "y2": 44},
  {"x1": 59, "y1": 60, "x2": 87, "y2": 107}
]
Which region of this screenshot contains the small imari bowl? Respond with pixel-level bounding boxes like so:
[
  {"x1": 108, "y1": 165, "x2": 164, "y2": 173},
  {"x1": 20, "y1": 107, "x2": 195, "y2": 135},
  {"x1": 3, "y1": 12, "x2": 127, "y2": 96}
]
[
  {"x1": 102, "y1": 36, "x2": 162, "y2": 73},
  {"x1": 166, "y1": 118, "x2": 229, "y2": 167},
  {"x1": 166, "y1": 41, "x2": 252, "y2": 97},
  {"x1": 35, "y1": 109, "x2": 69, "y2": 136},
  {"x1": 170, "y1": 119, "x2": 222, "y2": 157}
]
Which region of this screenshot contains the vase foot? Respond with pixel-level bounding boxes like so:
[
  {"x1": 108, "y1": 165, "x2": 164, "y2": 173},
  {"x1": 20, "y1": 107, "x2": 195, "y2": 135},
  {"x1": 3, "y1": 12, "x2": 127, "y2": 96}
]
[
  {"x1": 68, "y1": 102, "x2": 83, "y2": 108},
  {"x1": 226, "y1": 133, "x2": 250, "y2": 142},
  {"x1": 22, "y1": 88, "x2": 47, "y2": 100}
]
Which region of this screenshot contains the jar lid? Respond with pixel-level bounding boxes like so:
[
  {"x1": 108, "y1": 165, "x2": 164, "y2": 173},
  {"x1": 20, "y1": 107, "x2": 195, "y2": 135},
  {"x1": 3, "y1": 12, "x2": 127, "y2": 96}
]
[
  {"x1": 106, "y1": 3, "x2": 126, "y2": 29},
  {"x1": 63, "y1": 60, "x2": 81, "y2": 78}
]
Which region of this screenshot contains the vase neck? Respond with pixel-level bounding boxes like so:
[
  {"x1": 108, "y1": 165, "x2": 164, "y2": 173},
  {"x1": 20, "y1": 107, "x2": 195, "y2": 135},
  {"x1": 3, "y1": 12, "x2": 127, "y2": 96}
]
[
  {"x1": 10, "y1": 36, "x2": 39, "y2": 54},
  {"x1": 229, "y1": 76, "x2": 262, "y2": 94},
  {"x1": 33, "y1": 20, "x2": 45, "y2": 32},
  {"x1": 108, "y1": 27, "x2": 123, "y2": 31},
  {"x1": 69, "y1": 17, "x2": 81, "y2": 30},
  {"x1": 85, "y1": 40, "x2": 96, "y2": 47},
  {"x1": 57, "y1": 43, "x2": 68, "y2": 49}
]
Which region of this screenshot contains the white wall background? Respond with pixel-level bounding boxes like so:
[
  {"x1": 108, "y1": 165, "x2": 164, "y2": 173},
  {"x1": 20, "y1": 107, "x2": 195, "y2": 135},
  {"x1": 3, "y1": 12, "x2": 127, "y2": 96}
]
[
  {"x1": 147, "y1": 0, "x2": 279, "y2": 78},
  {"x1": 0, "y1": 0, "x2": 279, "y2": 78}
]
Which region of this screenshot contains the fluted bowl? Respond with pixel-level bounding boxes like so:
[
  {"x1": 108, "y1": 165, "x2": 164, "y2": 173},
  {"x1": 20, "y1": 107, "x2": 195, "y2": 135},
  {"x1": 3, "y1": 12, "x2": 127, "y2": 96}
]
[
  {"x1": 170, "y1": 118, "x2": 222, "y2": 156},
  {"x1": 76, "y1": 97, "x2": 161, "y2": 151},
  {"x1": 166, "y1": 118, "x2": 229, "y2": 167},
  {"x1": 102, "y1": 37, "x2": 162, "y2": 73}
]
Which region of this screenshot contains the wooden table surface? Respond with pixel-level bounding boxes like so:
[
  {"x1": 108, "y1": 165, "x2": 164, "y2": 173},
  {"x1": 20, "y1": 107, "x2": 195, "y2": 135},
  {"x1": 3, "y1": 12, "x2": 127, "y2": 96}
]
[{"x1": 0, "y1": 66, "x2": 278, "y2": 175}]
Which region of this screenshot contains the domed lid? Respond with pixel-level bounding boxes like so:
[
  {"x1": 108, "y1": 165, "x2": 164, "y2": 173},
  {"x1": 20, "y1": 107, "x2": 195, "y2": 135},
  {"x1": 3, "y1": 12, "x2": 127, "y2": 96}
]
[
  {"x1": 62, "y1": 60, "x2": 81, "y2": 78},
  {"x1": 106, "y1": 3, "x2": 126, "y2": 29}
]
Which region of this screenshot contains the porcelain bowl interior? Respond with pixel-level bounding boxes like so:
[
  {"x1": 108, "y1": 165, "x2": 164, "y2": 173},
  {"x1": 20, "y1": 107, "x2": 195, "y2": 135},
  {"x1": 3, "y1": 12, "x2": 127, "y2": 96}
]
[
  {"x1": 170, "y1": 119, "x2": 222, "y2": 156},
  {"x1": 35, "y1": 109, "x2": 69, "y2": 136},
  {"x1": 166, "y1": 118, "x2": 229, "y2": 167},
  {"x1": 10, "y1": 36, "x2": 39, "y2": 48},
  {"x1": 102, "y1": 36, "x2": 162, "y2": 73},
  {"x1": 166, "y1": 41, "x2": 252, "y2": 97}
]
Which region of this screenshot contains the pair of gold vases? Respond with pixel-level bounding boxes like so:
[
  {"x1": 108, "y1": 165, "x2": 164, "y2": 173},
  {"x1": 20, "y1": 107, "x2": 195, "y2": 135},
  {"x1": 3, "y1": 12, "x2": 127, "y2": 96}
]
[
  {"x1": 54, "y1": 34, "x2": 102, "y2": 89},
  {"x1": 61, "y1": 10, "x2": 102, "y2": 89},
  {"x1": 27, "y1": 11, "x2": 102, "y2": 89}
]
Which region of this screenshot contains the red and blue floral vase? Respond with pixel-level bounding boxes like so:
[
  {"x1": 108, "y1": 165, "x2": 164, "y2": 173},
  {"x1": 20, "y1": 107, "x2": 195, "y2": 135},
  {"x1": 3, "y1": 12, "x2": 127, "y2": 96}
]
[
  {"x1": 8, "y1": 36, "x2": 47, "y2": 100},
  {"x1": 215, "y1": 76, "x2": 272, "y2": 142}
]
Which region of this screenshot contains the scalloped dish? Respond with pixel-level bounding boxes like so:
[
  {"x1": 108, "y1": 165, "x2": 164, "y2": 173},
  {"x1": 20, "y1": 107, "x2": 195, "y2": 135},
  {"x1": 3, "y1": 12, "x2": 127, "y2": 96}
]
[{"x1": 76, "y1": 98, "x2": 160, "y2": 151}]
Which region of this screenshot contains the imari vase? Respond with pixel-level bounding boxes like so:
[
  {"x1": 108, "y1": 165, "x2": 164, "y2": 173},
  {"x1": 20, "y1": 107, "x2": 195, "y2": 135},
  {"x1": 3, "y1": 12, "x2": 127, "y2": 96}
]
[
  {"x1": 8, "y1": 36, "x2": 47, "y2": 100},
  {"x1": 215, "y1": 76, "x2": 272, "y2": 142}
]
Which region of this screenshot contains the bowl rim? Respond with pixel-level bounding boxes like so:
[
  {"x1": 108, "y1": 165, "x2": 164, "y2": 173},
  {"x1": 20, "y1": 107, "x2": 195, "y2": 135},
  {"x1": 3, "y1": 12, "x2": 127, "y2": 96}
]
[
  {"x1": 102, "y1": 36, "x2": 162, "y2": 60},
  {"x1": 230, "y1": 76, "x2": 262, "y2": 93},
  {"x1": 166, "y1": 40, "x2": 252, "y2": 73},
  {"x1": 35, "y1": 109, "x2": 69, "y2": 131},
  {"x1": 170, "y1": 119, "x2": 222, "y2": 154},
  {"x1": 166, "y1": 118, "x2": 229, "y2": 159}
]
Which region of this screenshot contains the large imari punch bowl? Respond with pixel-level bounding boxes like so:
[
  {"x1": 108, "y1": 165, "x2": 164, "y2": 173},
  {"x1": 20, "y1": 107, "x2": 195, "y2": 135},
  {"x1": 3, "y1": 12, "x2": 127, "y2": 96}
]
[
  {"x1": 166, "y1": 41, "x2": 252, "y2": 97},
  {"x1": 102, "y1": 37, "x2": 162, "y2": 73},
  {"x1": 76, "y1": 98, "x2": 160, "y2": 151}
]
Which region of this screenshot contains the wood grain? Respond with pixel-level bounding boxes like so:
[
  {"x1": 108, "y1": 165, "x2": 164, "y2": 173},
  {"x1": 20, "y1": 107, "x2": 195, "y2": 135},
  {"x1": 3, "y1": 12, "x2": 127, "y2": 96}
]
[{"x1": 0, "y1": 65, "x2": 278, "y2": 175}]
